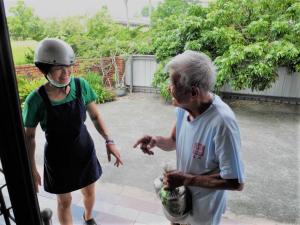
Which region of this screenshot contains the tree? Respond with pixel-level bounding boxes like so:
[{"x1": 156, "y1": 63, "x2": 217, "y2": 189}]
[
  {"x1": 7, "y1": 0, "x2": 44, "y2": 40},
  {"x1": 150, "y1": 0, "x2": 189, "y2": 26},
  {"x1": 43, "y1": 16, "x2": 85, "y2": 40},
  {"x1": 150, "y1": 0, "x2": 300, "y2": 94},
  {"x1": 67, "y1": 7, "x2": 152, "y2": 58},
  {"x1": 5, "y1": 1, "x2": 151, "y2": 66}
]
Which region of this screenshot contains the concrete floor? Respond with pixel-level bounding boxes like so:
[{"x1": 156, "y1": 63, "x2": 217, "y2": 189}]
[{"x1": 34, "y1": 93, "x2": 300, "y2": 225}]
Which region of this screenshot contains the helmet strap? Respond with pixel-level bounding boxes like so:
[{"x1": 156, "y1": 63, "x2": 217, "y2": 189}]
[{"x1": 46, "y1": 74, "x2": 71, "y2": 88}]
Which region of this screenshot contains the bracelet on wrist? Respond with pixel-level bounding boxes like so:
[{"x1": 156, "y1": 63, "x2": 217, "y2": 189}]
[{"x1": 105, "y1": 139, "x2": 115, "y2": 145}]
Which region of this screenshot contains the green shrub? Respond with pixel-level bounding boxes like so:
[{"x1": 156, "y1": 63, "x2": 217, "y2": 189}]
[
  {"x1": 17, "y1": 73, "x2": 115, "y2": 106},
  {"x1": 82, "y1": 72, "x2": 116, "y2": 103},
  {"x1": 17, "y1": 75, "x2": 46, "y2": 106},
  {"x1": 159, "y1": 79, "x2": 171, "y2": 102},
  {"x1": 24, "y1": 48, "x2": 35, "y2": 64},
  {"x1": 152, "y1": 62, "x2": 171, "y2": 101}
]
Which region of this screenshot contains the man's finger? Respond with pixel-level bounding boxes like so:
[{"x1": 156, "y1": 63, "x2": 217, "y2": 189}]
[
  {"x1": 148, "y1": 138, "x2": 156, "y2": 148},
  {"x1": 133, "y1": 136, "x2": 151, "y2": 148},
  {"x1": 133, "y1": 137, "x2": 145, "y2": 148},
  {"x1": 133, "y1": 141, "x2": 140, "y2": 148},
  {"x1": 141, "y1": 143, "x2": 148, "y2": 151},
  {"x1": 148, "y1": 150, "x2": 154, "y2": 155},
  {"x1": 141, "y1": 148, "x2": 154, "y2": 155},
  {"x1": 145, "y1": 150, "x2": 154, "y2": 155}
]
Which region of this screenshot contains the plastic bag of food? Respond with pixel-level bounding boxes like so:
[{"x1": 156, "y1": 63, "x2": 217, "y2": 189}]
[{"x1": 153, "y1": 164, "x2": 192, "y2": 223}]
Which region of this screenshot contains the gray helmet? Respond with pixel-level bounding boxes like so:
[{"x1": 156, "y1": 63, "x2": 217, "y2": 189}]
[{"x1": 34, "y1": 38, "x2": 75, "y2": 66}]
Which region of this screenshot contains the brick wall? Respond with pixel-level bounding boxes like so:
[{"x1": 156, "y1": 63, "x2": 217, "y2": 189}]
[
  {"x1": 15, "y1": 57, "x2": 125, "y2": 88},
  {"x1": 88, "y1": 57, "x2": 125, "y2": 88},
  {"x1": 15, "y1": 65, "x2": 43, "y2": 78}
]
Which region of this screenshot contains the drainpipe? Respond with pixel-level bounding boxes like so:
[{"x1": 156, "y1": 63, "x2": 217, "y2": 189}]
[{"x1": 128, "y1": 55, "x2": 133, "y2": 93}]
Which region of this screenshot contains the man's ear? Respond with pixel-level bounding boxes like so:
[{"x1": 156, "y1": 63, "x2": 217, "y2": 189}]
[{"x1": 191, "y1": 87, "x2": 198, "y2": 96}]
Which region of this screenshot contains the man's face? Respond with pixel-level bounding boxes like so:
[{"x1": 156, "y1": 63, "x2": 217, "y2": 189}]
[{"x1": 168, "y1": 72, "x2": 191, "y2": 107}]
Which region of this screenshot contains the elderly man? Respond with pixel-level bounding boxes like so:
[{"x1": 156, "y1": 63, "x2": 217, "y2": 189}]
[{"x1": 134, "y1": 50, "x2": 245, "y2": 225}]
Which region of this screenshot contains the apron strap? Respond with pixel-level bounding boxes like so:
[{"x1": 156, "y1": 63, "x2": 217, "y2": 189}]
[
  {"x1": 38, "y1": 85, "x2": 52, "y2": 108},
  {"x1": 74, "y1": 78, "x2": 82, "y2": 99}
]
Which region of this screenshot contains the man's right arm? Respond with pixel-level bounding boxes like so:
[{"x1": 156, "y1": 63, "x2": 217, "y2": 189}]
[
  {"x1": 133, "y1": 123, "x2": 176, "y2": 154},
  {"x1": 155, "y1": 124, "x2": 176, "y2": 151}
]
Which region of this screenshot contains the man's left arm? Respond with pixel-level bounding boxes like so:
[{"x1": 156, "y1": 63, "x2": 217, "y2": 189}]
[
  {"x1": 166, "y1": 123, "x2": 245, "y2": 191},
  {"x1": 165, "y1": 171, "x2": 244, "y2": 191}
]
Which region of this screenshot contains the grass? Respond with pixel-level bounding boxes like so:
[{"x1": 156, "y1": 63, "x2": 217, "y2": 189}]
[{"x1": 11, "y1": 40, "x2": 38, "y2": 65}]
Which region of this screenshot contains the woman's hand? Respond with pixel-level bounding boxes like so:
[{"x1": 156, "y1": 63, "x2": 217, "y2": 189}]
[{"x1": 106, "y1": 144, "x2": 123, "y2": 167}]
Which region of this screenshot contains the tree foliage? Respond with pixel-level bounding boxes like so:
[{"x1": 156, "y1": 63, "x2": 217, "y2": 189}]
[
  {"x1": 151, "y1": 0, "x2": 189, "y2": 25},
  {"x1": 151, "y1": 0, "x2": 300, "y2": 93},
  {"x1": 66, "y1": 8, "x2": 153, "y2": 58},
  {"x1": 43, "y1": 16, "x2": 85, "y2": 40},
  {"x1": 7, "y1": 1, "x2": 44, "y2": 40},
  {"x1": 7, "y1": 3, "x2": 153, "y2": 59},
  {"x1": 8, "y1": 0, "x2": 299, "y2": 94}
]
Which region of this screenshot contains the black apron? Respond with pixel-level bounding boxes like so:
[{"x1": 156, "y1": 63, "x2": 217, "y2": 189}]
[{"x1": 38, "y1": 78, "x2": 102, "y2": 194}]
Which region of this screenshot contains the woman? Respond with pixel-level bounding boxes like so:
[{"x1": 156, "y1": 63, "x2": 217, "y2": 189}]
[{"x1": 23, "y1": 38, "x2": 123, "y2": 225}]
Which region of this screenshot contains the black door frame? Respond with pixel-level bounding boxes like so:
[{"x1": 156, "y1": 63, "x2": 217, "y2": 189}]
[{"x1": 0, "y1": 0, "x2": 43, "y2": 224}]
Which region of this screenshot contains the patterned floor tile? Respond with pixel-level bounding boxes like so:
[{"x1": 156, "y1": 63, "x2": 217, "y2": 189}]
[
  {"x1": 95, "y1": 211, "x2": 135, "y2": 225},
  {"x1": 109, "y1": 205, "x2": 140, "y2": 221},
  {"x1": 95, "y1": 190, "x2": 121, "y2": 205},
  {"x1": 77, "y1": 198, "x2": 116, "y2": 215},
  {"x1": 135, "y1": 211, "x2": 169, "y2": 225},
  {"x1": 118, "y1": 194, "x2": 162, "y2": 215}
]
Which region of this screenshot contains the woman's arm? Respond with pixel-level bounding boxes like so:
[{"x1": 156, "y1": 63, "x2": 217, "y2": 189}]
[
  {"x1": 24, "y1": 127, "x2": 41, "y2": 192},
  {"x1": 87, "y1": 101, "x2": 111, "y2": 141},
  {"x1": 87, "y1": 102, "x2": 123, "y2": 166}
]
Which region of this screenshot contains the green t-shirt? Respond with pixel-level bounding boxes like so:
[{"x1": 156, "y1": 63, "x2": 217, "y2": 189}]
[{"x1": 22, "y1": 77, "x2": 97, "y2": 131}]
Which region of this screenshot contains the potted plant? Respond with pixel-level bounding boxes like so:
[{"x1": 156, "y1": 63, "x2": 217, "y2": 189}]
[
  {"x1": 98, "y1": 49, "x2": 127, "y2": 97},
  {"x1": 111, "y1": 51, "x2": 127, "y2": 97},
  {"x1": 113, "y1": 73, "x2": 127, "y2": 97}
]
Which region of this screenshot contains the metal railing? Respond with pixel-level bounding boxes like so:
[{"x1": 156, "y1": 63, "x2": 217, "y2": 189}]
[
  {"x1": 0, "y1": 168, "x2": 15, "y2": 225},
  {"x1": 0, "y1": 168, "x2": 52, "y2": 225}
]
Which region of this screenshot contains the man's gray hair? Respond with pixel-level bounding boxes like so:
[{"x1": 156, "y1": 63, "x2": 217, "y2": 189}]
[{"x1": 166, "y1": 50, "x2": 216, "y2": 91}]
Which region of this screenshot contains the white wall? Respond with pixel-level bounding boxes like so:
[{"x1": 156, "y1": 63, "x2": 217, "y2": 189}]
[
  {"x1": 125, "y1": 55, "x2": 300, "y2": 99},
  {"x1": 221, "y1": 67, "x2": 300, "y2": 98}
]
